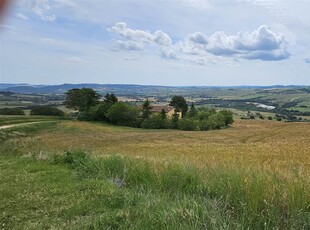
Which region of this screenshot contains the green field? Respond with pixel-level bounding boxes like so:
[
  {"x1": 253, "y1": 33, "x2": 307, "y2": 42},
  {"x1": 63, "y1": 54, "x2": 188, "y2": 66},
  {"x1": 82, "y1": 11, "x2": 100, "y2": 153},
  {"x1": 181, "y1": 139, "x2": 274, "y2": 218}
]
[{"x1": 1, "y1": 117, "x2": 310, "y2": 229}]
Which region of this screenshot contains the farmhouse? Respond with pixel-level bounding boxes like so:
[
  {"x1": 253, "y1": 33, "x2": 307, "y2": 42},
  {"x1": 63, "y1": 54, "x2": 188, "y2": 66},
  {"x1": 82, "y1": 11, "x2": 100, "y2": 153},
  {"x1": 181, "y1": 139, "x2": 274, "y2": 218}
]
[{"x1": 150, "y1": 105, "x2": 182, "y2": 118}]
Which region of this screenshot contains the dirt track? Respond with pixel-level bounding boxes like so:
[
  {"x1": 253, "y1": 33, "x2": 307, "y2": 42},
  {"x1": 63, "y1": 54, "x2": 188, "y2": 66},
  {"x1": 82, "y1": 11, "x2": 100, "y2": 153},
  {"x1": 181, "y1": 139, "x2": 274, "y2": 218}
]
[{"x1": 0, "y1": 121, "x2": 50, "y2": 130}]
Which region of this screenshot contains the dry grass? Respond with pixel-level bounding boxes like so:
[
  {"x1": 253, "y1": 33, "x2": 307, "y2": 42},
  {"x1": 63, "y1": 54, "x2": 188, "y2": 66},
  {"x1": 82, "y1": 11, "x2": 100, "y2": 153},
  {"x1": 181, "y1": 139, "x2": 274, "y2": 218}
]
[
  {"x1": 2, "y1": 118, "x2": 310, "y2": 229},
  {"x1": 20, "y1": 119, "x2": 310, "y2": 180}
]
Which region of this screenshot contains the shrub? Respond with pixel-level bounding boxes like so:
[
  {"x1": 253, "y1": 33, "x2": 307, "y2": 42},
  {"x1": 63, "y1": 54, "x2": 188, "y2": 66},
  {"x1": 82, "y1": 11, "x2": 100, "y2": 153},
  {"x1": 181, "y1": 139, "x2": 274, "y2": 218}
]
[
  {"x1": 30, "y1": 106, "x2": 64, "y2": 116},
  {"x1": 107, "y1": 102, "x2": 140, "y2": 127},
  {"x1": 141, "y1": 114, "x2": 169, "y2": 129},
  {"x1": 218, "y1": 109, "x2": 234, "y2": 126},
  {"x1": 196, "y1": 108, "x2": 216, "y2": 120},
  {"x1": 0, "y1": 108, "x2": 25, "y2": 115},
  {"x1": 178, "y1": 118, "x2": 199, "y2": 131},
  {"x1": 198, "y1": 120, "x2": 212, "y2": 131},
  {"x1": 208, "y1": 113, "x2": 225, "y2": 129},
  {"x1": 268, "y1": 116, "x2": 273, "y2": 120}
]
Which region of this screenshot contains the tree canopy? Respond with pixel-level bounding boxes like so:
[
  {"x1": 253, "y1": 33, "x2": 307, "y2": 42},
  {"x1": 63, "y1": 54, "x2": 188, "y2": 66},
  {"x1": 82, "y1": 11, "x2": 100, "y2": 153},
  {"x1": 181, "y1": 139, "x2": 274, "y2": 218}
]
[
  {"x1": 104, "y1": 93, "x2": 118, "y2": 104},
  {"x1": 141, "y1": 99, "x2": 152, "y2": 120},
  {"x1": 169, "y1": 96, "x2": 188, "y2": 118},
  {"x1": 30, "y1": 106, "x2": 64, "y2": 116},
  {"x1": 64, "y1": 88, "x2": 100, "y2": 112},
  {"x1": 106, "y1": 102, "x2": 140, "y2": 127}
]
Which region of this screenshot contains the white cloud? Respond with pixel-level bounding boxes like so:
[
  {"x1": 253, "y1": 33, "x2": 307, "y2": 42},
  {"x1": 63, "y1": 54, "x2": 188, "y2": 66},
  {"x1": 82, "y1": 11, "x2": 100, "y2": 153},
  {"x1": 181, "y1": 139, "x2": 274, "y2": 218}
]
[
  {"x1": 110, "y1": 22, "x2": 172, "y2": 47},
  {"x1": 115, "y1": 40, "x2": 144, "y2": 51},
  {"x1": 187, "y1": 25, "x2": 290, "y2": 61},
  {"x1": 153, "y1": 31, "x2": 172, "y2": 46},
  {"x1": 31, "y1": 0, "x2": 56, "y2": 22},
  {"x1": 161, "y1": 49, "x2": 179, "y2": 60},
  {"x1": 16, "y1": 13, "x2": 29, "y2": 20},
  {"x1": 109, "y1": 23, "x2": 290, "y2": 64},
  {"x1": 65, "y1": 56, "x2": 86, "y2": 63},
  {"x1": 187, "y1": 32, "x2": 208, "y2": 45}
]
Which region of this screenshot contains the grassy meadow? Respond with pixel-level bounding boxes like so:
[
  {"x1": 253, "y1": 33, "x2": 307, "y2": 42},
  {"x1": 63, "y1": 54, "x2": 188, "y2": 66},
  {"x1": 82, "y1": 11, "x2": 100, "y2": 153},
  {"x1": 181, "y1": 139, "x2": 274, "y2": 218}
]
[{"x1": 1, "y1": 117, "x2": 310, "y2": 229}]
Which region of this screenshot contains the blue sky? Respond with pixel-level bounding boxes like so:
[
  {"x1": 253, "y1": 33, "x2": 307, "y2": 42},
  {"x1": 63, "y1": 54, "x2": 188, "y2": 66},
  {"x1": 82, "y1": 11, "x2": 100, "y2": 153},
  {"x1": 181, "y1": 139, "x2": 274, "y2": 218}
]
[{"x1": 0, "y1": 0, "x2": 310, "y2": 86}]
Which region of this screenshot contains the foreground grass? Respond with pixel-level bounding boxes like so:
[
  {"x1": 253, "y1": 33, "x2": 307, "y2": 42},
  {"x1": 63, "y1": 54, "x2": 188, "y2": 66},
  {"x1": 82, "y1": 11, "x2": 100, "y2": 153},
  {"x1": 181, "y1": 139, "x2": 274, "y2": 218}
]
[
  {"x1": 1, "y1": 151, "x2": 309, "y2": 229},
  {"x1": 1, "y1": 118, "x2": 310, "y2": 229}
]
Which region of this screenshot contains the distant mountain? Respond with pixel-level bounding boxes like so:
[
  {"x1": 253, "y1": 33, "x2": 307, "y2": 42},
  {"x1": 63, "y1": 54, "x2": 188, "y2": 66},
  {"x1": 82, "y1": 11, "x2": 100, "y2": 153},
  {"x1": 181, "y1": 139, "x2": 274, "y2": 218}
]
[
  {"x1": 0, "y1": 83, "x2": 30, "y2": 90},
  {"x1": 0, "y1": 83, "x2": 175, "y2": 95},
  {"x1": 0, "y1": 83, "x2": 309, "y2": 96}
]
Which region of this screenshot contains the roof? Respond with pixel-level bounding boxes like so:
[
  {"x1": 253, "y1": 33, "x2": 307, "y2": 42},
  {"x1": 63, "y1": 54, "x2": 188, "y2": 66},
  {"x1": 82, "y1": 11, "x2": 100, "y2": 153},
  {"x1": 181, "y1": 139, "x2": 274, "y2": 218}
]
[{"x1": 150, "y1": 105, "x2": 175, "y2": 113}]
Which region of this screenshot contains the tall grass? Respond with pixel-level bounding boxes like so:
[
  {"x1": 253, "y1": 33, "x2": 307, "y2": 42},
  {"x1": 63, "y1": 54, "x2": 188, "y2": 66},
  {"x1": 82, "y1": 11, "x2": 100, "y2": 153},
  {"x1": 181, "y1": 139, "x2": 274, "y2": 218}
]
[
  {"x1": 52, "y1": 150, "x2": 310, "y2": 229},
  {"x1": 1, "y1": 118, "x2": 310, "y2": 229}
]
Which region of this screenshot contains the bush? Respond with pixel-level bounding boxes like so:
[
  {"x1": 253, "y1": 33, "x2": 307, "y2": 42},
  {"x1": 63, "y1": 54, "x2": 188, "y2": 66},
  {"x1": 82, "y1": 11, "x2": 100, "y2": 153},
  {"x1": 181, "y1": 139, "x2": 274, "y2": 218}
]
[
  {"x1": 218, "y1": 109, "x2": 234, "y2": 126},
  {"x1": 107, "y1": 102, "x2": 140, "y2": 127},
  {"x1": 178, "y1": 118, "x2": 199, "y2": 131},
  {"x1": 0, "y1": 108, "x2": 25, "y2": 115},
  {"x1": 268, "y1": 116, "x2": 273, "y2": 120},
  {"x1": 30, "y1": 106, "x2": 64, "y2": 116},
  {"x1": 141, "y1": 114, "x2": 169, "y2": 129},
  {"x1": 208, "y1": 113, "x2": 225, "y2": 129},
  {"x1": 196, "y1": 108, "x2": 216, "y2": 120}
]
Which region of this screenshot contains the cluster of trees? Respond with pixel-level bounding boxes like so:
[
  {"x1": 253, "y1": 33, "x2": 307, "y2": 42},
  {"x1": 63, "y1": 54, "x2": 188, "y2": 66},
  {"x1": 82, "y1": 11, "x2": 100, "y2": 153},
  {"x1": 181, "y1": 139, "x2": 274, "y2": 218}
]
[
  {"x1": 64, "y1": 88, "x2": 234, "y2": 131},
  {"x1": 0, "y1": 108, "x2": 25, "y2": 115},
  {"x1": 30, "y1": 106, "x2": 65, "y2": 116}
]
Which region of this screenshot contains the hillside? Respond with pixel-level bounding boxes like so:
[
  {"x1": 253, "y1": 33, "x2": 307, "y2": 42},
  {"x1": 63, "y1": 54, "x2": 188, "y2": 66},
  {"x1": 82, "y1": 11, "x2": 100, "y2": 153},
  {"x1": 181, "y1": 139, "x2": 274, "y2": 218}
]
[{"x1": 1, "y1": 118, "x2": 310, "y2": 229}]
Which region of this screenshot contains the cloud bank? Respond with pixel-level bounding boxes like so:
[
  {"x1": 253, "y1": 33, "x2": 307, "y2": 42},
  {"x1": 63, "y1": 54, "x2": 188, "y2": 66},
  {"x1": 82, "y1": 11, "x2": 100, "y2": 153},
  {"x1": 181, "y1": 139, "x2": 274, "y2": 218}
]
[
  {"x1": 31, "y1": 0, "x2": 56, "y2": 22},
  {"x1": 110, "y1": 22, "x2": 289, "y2": 65}
]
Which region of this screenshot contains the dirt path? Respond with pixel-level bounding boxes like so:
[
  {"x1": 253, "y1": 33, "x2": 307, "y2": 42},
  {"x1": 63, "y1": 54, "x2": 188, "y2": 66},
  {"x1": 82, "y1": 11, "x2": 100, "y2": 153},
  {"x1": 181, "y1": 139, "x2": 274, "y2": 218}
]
[{"x1": 0, "y1": 121, "x2": 53, "y2": 130}]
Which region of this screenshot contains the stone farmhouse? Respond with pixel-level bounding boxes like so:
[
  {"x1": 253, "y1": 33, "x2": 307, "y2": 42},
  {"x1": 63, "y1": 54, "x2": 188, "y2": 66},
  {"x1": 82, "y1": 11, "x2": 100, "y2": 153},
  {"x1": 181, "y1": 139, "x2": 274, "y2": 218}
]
[{"x1": 150, "y1": 105, "x2": 182, "y2": 118}]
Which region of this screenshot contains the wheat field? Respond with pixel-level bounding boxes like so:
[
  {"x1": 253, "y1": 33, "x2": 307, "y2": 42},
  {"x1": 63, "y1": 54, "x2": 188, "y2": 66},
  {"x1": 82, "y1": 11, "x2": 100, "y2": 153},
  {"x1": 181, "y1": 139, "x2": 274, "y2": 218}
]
[
  {"x1": 1, "y1": 118, "x2": 310, "y2": 229},
  {"x1": 16, "y1": 119, "x2": 308, "y2": 179}
]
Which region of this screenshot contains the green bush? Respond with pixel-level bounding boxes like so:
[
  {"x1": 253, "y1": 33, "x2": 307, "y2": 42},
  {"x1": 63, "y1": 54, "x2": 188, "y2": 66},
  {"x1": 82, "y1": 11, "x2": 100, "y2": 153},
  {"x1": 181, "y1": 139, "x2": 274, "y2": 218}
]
[
  {"x1": 218, "y1": 109, "x2": 234, "y2": 126},
  {"x1": 30, "y1": 106, "x2": 64, "y2": 116},
  {"x1": 178, "y1": 118, "x2": 199, "y2": 131},
  {"x1": 0, "y1": 108, "x2": 25, "y2": 115},
  {"x1": 107, "y1": 102, "x2": 140, "y2": 127},
  {"x1": 141, "y1": 114, "x2": 169, "y2": 129}
]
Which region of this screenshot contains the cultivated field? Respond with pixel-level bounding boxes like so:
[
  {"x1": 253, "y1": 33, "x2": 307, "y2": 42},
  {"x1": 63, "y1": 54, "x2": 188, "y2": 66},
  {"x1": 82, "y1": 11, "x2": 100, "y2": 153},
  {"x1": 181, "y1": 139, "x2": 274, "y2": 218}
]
[
  {"x1": 18, "y1": 119, "x2": 310, "y2": 177},
  {"x1": 1, "y1": 117, "x2": 310, "y2": 229}
]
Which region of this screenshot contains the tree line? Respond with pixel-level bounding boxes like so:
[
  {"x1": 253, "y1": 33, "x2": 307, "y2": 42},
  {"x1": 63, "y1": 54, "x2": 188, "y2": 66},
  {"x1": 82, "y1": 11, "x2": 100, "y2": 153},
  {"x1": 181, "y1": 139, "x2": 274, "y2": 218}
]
[{"x1": 64, "y1": 88, "x2": 234, "y2": 131}]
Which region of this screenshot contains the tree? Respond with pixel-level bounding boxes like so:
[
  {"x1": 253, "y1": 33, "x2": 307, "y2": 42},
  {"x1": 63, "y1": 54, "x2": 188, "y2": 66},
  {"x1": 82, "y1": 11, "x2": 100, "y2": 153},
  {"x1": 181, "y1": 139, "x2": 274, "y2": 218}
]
[
  {"x1": 106, "y1": 102, "x2": 140, "y2": 127},
  {"x1": 197, "y1": 107, "x2": 216, "y2": 120},
  {"x1": 171, "y1": 111, "x2": 179, "y2": 129},
  {"x1": 178, "y1": 118, "x2": 198, "y2": 131},
  {"x1": 64, "y1": 88, "x2": 100, "y2": 112},
  {"x1": 169, "y1": 96, "x2": 188, "y2": 118},
  {"x1": 0, "y1": 108, "x2": 25, "y2": 115},
  {"x1": 188, "y1": 103, "x2": 197, "y2": 118},
  {"x1": 141, "y1": 99, "x2": 152, "y2": 120},
  {"x1": 104, "y1": 93, "x2": 118, "y2": 104},
  {"x1": 30, "y1": 106, "x2": 64, "y2": 116},
  {"x1": 218, "y1": 109, "x2": 234, "y2": 126},
  {"x1": 160, "y1": 109, "x2": 167, "y2": 119},
  {"x1": 141, "y1": 114, "x2": 169, "y2": 129}
]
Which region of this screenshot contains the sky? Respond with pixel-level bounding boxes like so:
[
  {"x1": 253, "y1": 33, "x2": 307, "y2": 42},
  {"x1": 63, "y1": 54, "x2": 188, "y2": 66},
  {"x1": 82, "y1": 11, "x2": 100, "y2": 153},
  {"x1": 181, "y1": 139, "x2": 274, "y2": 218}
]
[{"x1": 0, "y1": 0, "x2": 310, "y2": 86}]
